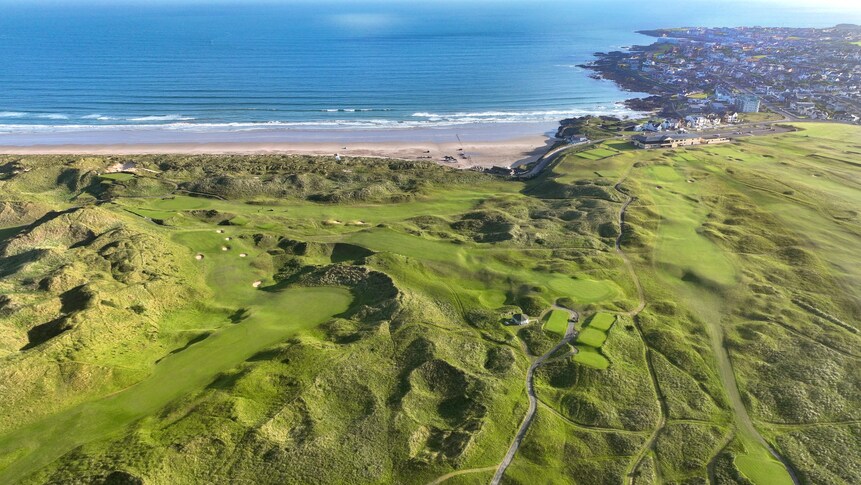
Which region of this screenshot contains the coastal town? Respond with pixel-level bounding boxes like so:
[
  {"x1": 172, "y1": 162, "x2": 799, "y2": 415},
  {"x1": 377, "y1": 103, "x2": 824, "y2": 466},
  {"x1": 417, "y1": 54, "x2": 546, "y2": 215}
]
[
  {"x1": 584, "y1": 24, "x2": 861, "y2": 124},
  {"x1": 478, "y1": 24, "x2": 861, "y2": 179}
]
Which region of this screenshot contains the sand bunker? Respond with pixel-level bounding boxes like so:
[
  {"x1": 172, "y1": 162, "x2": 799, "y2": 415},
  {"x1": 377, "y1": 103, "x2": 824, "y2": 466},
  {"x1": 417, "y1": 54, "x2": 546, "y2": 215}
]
[
  {"x1": 224, "y1": 237, "x2": 232, "y2": 241},
  {"x1": 195, "y1": 254, "x2": 204, "y2": 260},
  {"x1": 221, "y1": 246, "x2": 229, "y2": 251},
  {"x1": 323, "y1": 219, "x2": 343, "y2": 225},
  {"x1": 106, "y1": 161, "x2": 137, "y2": 173},
  {"x1": 252, "y1": 280, "x2": 262, "y2": 288},
  {"x1": 216, "y1": 229, "x2": 225, "y2": 234},
  {"x1": 239, "y1": 253, "x2": 248, "y2": 258}
]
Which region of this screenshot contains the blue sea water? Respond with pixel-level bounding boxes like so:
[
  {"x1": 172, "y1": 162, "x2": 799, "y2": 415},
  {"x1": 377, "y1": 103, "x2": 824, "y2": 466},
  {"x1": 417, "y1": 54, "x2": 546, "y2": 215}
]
[{"x1": 0, "y1": 0, "x2": 859, "y2": 136}]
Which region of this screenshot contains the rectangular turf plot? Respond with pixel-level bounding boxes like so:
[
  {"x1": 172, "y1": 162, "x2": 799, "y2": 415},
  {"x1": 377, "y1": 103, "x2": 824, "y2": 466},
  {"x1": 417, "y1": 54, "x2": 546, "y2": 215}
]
[
  {"x1": 575, "y1": 151, "x2": 602, "y2": 160},
  {"x1": 573, "y1": 346, "x2": 609, "y2": 369},
  {"x1": 576, "y1": 148, "x2": 617, "y2": 160},
  {"x1": 544, "y1": 309, "x2": 570, "y2": 336},
  {"x1": 576, "y1": 327, "x2": 608, "y2": 347},
  {"x1": 588, "y1": 148, "x2": 618, "y2": 158},
  {"x1": 587, "y1": 313, "x2": 615, "y2": 331}
]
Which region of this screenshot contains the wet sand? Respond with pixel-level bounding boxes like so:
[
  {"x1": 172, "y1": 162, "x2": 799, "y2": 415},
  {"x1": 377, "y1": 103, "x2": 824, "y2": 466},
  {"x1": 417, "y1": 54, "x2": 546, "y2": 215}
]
[{"x1": 0, "y1": 122, "x2": 559, "y2": 168}]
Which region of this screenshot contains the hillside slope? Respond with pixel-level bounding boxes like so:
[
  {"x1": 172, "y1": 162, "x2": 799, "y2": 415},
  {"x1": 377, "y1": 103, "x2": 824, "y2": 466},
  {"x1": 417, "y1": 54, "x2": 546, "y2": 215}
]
[{"x1": 0, "y1": 124, "x2": 859, "y2": 484}]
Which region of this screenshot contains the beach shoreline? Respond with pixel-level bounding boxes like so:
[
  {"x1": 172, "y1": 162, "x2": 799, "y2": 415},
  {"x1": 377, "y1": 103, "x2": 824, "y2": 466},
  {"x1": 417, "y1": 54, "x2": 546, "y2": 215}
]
[{"x1": 0, "y1": 121, "x2": 561, "y2": 168}]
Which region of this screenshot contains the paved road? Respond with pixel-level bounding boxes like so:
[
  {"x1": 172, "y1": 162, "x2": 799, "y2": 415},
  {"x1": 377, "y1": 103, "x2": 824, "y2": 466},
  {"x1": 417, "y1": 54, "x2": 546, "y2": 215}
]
[
  {"x1": 490, "y1": 307, "x2": 580, "y2": 485},
  {"x1": 516, "y1": 140, "x2": 603, "y2": 179}
]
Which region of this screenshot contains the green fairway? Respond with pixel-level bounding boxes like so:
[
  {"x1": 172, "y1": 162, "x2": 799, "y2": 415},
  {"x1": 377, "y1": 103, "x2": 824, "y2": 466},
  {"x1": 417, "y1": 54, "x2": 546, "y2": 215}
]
[
  {"x1": 0, "y1": 287, "x2": 352, "y2": 483},
  {"x1": 344, "y1": 228, "x2": 622, "y2": 305},
  {"x1": 2, "y1": 124, "x2": 860, "y2": 484},
  {"x1": 543, "y1": 309, "x2": 569, "y2": 336},
  {"x1": 642, "y1": 164, "x2": 737, "y2": 288}
]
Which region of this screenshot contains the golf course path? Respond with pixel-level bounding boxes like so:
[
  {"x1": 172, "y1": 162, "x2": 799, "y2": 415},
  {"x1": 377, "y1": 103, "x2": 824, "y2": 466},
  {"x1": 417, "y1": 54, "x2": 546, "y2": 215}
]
[
  {"x1": 613, "y1": 179, "x2": 799, "y2": 485},
  {"x1": 611, "y1": 180, "x2": 665, "y2": 484},
  {"x1": 490, "y1": 312, "x2": 580, "y2": 484},
  {"x1": 424, "y1": 466, "x2": 497, "y2": 485}
]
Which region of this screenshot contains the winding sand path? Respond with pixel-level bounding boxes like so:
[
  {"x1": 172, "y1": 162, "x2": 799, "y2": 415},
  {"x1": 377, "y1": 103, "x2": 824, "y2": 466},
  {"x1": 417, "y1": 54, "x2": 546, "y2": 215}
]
[
  {"x1": 425, "y1": 466, "x2": 497, "y2": 485},
  {"x1": 610, "y1": 180, "x2": 664, "y2": 484},
  {"x1": 613, "y1": 176, "x2": 798, "y2": 485}
]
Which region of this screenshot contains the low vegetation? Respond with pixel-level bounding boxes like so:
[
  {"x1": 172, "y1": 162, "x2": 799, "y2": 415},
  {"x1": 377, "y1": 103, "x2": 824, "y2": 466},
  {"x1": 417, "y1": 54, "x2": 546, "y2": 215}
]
[{"x1": 0, "y1": 122, "x2": 859, "y2": 484}]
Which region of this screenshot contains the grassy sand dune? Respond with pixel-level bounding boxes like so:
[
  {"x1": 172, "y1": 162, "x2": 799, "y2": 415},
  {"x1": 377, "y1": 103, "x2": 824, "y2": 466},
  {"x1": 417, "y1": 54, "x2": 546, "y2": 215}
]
[{"x1": 0, "y1": 125, "x2": 859, "y2": 483}]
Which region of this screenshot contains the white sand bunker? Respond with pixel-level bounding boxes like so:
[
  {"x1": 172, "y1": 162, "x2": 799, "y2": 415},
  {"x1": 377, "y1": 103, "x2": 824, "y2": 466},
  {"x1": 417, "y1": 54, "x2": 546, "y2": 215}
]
[
  {"x1": 221, "y1": 246, "x2": 230, "y2": 251},
  {"x1": 195, "y1": 254, "x2": 205, "y2": 260},
  {"x1": 239, "y1": 253, "x2": 248, "y2": 258},
  {"x1": 107, "y1": 161, "x2": 137, "y2": 173},
  {"x1": 687, "y1": 179, "x2": 695, "y2": 183},
  {"x1": 224, "y1": 237, "x2": 232, "y2": 241},
  {"x1": 323, "y1": 219, "x2": 343, "y2": 225},
  {"x1": 216, "y1": 229, "x2": 225, "y2": 234},
  {"x1": 252, "y1": 280, "x2": 262, "y2": 288}
]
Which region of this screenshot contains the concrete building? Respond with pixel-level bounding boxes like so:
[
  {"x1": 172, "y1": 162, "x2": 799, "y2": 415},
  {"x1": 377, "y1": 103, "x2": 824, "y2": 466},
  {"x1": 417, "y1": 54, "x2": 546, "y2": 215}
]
[{"x1": 735, "y1": 94, "x2": 761, "y2": 112}]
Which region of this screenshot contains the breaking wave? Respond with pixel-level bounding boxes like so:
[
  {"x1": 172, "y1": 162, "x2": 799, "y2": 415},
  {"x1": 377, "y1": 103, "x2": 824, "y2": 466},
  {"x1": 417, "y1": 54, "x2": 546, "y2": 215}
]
[{"x1": 0, "y1": 104, "x2": 645, "y2": 136}]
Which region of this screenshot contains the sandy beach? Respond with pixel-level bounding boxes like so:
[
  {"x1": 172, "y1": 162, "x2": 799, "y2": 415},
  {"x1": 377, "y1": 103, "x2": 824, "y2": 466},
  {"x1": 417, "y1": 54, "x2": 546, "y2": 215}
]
[{"x1": 0, "y1": 122, "x2": 559, "y2": 168}]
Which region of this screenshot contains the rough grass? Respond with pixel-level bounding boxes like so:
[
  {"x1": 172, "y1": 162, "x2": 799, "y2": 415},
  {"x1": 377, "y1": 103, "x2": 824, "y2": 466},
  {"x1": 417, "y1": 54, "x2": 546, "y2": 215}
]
[{"x1": 0, "y1": 124, "x2": 859, "y2": 483}]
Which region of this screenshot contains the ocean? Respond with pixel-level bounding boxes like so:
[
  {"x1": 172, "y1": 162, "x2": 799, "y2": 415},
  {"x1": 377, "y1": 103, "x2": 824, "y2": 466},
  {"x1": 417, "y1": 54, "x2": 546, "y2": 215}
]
[{"x1": 0, "y1": 0, "x2": 859, "y2": 140}]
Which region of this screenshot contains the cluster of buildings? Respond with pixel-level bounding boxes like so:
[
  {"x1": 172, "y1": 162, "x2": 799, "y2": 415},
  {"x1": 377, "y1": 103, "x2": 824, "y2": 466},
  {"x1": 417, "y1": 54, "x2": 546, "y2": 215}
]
[
  {"x1": 588, "y1": 25, "x2": 861, "y2": 123},
  {"x1": 631, "y1": 133, "x2": 730, "y2": 149},
  {"x1": 634, "y1": 112, "x2": 740, "y2": 133}
]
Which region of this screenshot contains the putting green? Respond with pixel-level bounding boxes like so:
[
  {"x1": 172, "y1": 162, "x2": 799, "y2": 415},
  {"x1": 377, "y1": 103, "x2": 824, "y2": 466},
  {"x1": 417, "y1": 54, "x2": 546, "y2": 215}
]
[
  {"x1": 99, "y1": 172, "x2": 135, "y2": 181},
  {"x1": 576, "y1": 147, "x2": 617, "y2": 160},
  {"x1": 735, "y1": 436, "x2": 795, "y2": 485},
  {"x1": 650, "y1": 164, "x2": 683, "y2": 182}
]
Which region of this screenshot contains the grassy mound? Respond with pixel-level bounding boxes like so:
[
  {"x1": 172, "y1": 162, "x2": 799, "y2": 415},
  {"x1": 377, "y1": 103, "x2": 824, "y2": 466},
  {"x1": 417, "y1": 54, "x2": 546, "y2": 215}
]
[{"x1": 0, "y1": 125, "x2": 859, "y2": 484}]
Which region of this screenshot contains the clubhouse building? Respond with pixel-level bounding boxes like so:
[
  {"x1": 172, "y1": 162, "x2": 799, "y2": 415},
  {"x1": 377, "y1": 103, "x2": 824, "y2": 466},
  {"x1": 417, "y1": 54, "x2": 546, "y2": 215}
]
[{"x1": 631, "y1": 133, "x2": 730, "y2": 149}]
